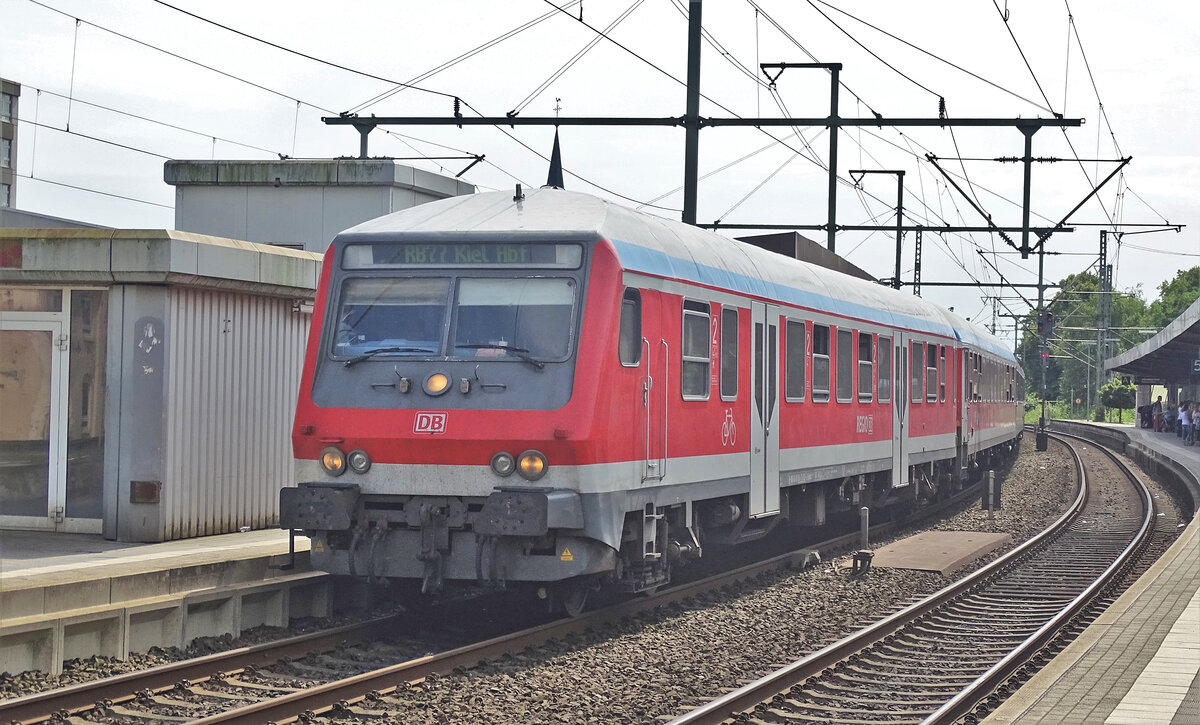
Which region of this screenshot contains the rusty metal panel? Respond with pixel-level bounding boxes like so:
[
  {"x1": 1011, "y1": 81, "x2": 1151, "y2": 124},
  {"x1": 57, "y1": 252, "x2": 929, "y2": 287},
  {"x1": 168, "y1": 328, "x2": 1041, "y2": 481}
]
[{"x1": 164, "y1": 288, "x2": 309, "y2": 539}]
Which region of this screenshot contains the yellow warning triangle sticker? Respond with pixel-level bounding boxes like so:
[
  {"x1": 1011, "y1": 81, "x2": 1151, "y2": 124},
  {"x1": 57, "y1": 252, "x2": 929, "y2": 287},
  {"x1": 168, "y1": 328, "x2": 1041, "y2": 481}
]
[{"x1": 560, "y1": 547, "x2": 574, "y2": 562}]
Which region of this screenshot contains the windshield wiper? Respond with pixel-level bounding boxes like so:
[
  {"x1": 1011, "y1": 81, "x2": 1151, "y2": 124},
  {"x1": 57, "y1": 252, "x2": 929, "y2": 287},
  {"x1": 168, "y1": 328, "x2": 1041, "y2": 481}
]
[
  {"x1": 456, "y1": 342, "x2": 546, "y2": 370},
  {"x1": 343, "y1": 347, "x2": 434, "y2": 367}
]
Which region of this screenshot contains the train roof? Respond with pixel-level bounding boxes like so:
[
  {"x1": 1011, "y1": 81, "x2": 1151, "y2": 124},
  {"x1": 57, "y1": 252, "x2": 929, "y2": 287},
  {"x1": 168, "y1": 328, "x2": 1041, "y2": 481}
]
[{"x1": 336, "y1": 188, "x2": 1016, "y2": 362}]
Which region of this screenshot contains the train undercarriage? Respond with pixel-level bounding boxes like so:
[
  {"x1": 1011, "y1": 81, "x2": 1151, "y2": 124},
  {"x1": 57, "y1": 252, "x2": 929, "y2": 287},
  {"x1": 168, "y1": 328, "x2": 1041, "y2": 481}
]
[{"x1": 283, "y1": 439, "x2": 1020, "y2": 615}]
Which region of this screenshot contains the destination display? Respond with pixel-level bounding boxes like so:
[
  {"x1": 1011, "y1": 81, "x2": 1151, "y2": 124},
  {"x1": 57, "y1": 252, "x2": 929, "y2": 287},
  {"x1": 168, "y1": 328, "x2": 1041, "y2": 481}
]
[{"x1": 343, "y1": 242, "x2": 582, "y2": 269}]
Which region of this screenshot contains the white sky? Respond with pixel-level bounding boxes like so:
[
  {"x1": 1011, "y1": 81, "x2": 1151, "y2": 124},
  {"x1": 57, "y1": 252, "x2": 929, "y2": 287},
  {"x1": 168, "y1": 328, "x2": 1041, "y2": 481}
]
[{"x1": 2, "y1": 0, "x2": 1197, "y2": 332}]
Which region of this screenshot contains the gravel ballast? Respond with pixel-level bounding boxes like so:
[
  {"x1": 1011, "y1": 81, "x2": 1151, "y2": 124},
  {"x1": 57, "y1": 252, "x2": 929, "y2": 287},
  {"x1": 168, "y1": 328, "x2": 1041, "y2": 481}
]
[{"x1": 349, "y1": 438, "x2": 1079, "y2": 724}]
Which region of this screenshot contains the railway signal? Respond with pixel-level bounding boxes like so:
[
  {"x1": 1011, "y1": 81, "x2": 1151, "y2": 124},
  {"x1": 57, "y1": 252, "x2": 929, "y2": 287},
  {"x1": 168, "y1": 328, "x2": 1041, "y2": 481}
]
[{"x1": 1036, "y1": 310, "x2": 1054, "y2": 338}]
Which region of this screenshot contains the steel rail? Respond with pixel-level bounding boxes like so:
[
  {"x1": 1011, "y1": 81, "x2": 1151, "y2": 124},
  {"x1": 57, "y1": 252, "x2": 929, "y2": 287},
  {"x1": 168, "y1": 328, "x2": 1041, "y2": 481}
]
[
  {"x1": 0, "y1": 616, "x2": 403, "y2": 725},
  {"x1": 1, "y1": 475, "x2": 991, "y2": 724},
  {"x1": 666, "y1": 431, "x2": 1096, "y2": 725},
  {"x1": 194, "y1": 482, "x2": 993, "y2": 724},
  {"x1": 922, "y1": 433, "x2": 1155, "y2": 724}
]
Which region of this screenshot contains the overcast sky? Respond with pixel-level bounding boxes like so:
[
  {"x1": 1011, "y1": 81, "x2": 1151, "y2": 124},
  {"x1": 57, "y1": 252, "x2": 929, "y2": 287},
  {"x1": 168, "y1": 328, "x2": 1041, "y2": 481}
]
[{"x1": 2, "y1": 0, "x2": 1197, "y2": 332}]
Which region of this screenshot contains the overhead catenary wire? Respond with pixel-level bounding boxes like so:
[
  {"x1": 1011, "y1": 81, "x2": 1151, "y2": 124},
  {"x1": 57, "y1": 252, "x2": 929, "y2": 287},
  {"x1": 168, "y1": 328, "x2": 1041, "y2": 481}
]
[
  {"x1": 990, "y1": 0, "x2": 1117, "y2": 230},
  {"x1": 18, "y1": 172, "x2": 173, "y2": 209},
  {"x1": 150, "y1": 0, "x2": 461, "y2": 101},
  {"x1": 19, "y1": 117, "x2": 173, "y2": 160},
  {"x1": 809, "y1": 0, "x2": 1054, "y2": 114},
  {"x1": 744, "y1": 0, "x2": 1003, "y2": 265},
  {"x1": 348, "y1": 1, "x2": 582, "y2": 114},
  {"x1": 21, "y1": 0, "x2": 1162, "y2": 295},
  {"x1": 716, "y1": 151, "x2": 800, "y2": 221},
  {"x1": 511, "y1": 0, "x2": 645, "y2": 116},
  {"x1": 24, "y1": 85, "x2": 285, "y2": 157},
  {"x1": 145, "y1": 0, "x2": 681, "y2": 210},
  {"x1": 26, "y1": 0, "x2": 494, "y2": 173}
]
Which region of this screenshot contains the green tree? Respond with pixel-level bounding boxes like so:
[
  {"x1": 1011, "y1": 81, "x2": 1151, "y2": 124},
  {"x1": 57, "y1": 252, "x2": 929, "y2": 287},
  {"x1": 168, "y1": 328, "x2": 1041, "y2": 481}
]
[
  {"x1": 1017, "y1": 269, "x2": 1152, "y2": 412},
  {"x1": 1146, "y1": 267, "x2": 1200, "y2": 328},
  {"x1": 1099, "y1": 380, "x2": 1136, "y2": 423}
]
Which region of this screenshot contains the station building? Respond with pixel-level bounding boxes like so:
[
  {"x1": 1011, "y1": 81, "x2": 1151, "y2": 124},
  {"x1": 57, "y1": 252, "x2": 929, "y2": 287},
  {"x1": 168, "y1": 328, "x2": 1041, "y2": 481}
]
[{"x1": 0, "y1": 159, "x2": 473, "y2": 542}]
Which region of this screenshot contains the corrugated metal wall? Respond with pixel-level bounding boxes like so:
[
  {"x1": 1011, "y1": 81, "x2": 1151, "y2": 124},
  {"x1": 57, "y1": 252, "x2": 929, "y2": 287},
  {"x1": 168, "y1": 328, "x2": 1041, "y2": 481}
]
[{"x1": 164, "y1": 288, "x2": 309, "y2": 538}]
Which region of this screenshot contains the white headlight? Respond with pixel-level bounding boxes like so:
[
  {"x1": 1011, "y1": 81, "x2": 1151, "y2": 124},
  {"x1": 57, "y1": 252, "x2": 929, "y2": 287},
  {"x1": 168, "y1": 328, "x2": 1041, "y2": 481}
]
[
  {"x1": 490, "y1": 451, "x2": 515, "y2": 477},
  {"x1": 348, "y1": 449, "x2": 371, "y2": 474}
]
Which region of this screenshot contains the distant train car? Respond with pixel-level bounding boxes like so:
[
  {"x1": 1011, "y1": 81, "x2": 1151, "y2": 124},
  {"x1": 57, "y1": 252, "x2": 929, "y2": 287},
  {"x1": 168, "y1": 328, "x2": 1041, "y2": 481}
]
[{"x1": 281, "y1": 188, "x2": 1022, "y2": 612}]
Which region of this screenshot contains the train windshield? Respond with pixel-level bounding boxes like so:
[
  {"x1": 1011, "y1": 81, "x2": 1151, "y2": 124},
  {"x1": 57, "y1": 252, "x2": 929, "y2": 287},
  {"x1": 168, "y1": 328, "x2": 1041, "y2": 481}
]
[
  {"x1": 452, "y1": 278, "x2": 576, "y2": 359},
  {"x1": 331, "y1": 276, "x2": 577, "y2": 361}
]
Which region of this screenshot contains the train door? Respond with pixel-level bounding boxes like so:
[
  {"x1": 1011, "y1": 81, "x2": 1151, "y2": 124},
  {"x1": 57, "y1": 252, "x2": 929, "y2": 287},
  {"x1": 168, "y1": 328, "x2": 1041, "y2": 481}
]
[
  {"x1": 749, "y1": 302, "x2": 780, "y2": 516},
  {"x1": 957, "y1": 348, "x2": 970, "y2": 479},
  {"x1": 641, "y1": 294, "x2": 667, "y2": 482},
  {"x1": 891, "y1": 332, "x2": 910, "y2": 488}
]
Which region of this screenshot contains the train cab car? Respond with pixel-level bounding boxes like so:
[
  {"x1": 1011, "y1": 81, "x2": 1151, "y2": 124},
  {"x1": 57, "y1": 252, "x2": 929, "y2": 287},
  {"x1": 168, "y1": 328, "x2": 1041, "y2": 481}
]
[{"x1": 280, "y1": 188, "x2": 1022, "y2": 609}]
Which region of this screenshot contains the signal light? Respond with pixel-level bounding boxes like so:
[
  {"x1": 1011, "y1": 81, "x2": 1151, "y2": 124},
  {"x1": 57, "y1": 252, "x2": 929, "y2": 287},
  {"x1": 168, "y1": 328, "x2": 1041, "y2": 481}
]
[{"x1": 1036, "y1": 310, "x2": 1055, "y2": 338}]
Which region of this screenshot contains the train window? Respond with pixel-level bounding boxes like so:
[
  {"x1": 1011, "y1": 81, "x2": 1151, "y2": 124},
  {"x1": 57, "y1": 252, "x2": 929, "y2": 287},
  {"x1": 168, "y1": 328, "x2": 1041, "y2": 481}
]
[
  {"x1": 969, "y1": 352, "x2": 979, "y2": 401},
  {"x1": 858, "y1": 332, "x2": 873, "y2": 402},
  {"x1": 836, "y1": 329, "x2": 853, "y2": 402},
  {"x1": 925, "y1": 345, "x2": 938, "y2": 402},
  {"x1": 784, "y1": 319, "x2": 806, "y2": 402},
  {"x1": 333, "y1": 277, "x2": 450, "y2": 356},
  {"x1": 911, "y1": 342, "x2": 924, "y2": 403},
  {"x1": 721, "y1": 307, "x2": 738, "y2": 400},
  {"x1": 812, "y1": 324, "x2": 830, "y2": 403},
  {"x1": 619, "y1": 288, "x2": 641, "y2": 366},
  {"x1": 681, "y1": 300, "x2": 711, "y2": 400},
  {"x1": 454, "y1": 278, "x2": 577, "y2": 360},
  {"x1": 878, "y1": 336, "x2": 892, "y2": 402},
  {"x1": 939, "y1": 346, "x2": 948, "y2": 402},
  {"x1": 926, "y1": 346, "x2": 938, "y2": 402}
]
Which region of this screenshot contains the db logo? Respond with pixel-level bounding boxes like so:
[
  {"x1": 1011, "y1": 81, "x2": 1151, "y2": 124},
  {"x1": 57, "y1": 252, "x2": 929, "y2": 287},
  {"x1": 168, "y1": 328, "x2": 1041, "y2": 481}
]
[{"x1": 414, "y1": 411, "x2": 448, "y2": 434}]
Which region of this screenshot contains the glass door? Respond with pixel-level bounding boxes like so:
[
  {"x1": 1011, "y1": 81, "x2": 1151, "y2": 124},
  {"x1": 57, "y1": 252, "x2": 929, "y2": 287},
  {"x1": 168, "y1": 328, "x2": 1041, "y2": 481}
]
[{"x1": 0, "y1": 320, "x2": 67, "y2": 530}]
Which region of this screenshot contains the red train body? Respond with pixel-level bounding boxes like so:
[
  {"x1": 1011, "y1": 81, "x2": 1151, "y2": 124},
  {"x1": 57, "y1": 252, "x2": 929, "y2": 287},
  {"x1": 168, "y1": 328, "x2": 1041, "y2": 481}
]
[{"x1": 281, "y1": 189, "x2": 1023, "y2": 604}]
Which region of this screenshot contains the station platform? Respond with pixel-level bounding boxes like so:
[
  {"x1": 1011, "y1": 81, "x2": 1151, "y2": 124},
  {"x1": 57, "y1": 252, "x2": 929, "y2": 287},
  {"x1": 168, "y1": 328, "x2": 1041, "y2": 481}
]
[
  {"x1": 0, "y1": 529, "x2": 325, "y2": 675},
  {"x1": 985, "y1": 421, "x2": 1200, "y2": 725}
]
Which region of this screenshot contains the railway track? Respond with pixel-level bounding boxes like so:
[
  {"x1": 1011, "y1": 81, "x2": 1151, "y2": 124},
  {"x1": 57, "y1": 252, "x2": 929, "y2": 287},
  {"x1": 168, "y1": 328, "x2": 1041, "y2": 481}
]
[
  {"x1": 0, "y1": 477, "x2": 995, "y2": 725},
  {"x1": 667, "y1": 431, "x2": 1155, "y2": 725}
]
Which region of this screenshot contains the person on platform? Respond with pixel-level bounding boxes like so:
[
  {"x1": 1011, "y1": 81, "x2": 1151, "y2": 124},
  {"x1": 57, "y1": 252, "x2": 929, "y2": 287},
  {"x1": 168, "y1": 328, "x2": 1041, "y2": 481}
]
[
  {"x1": 1164, "y1": 403, "x2": 1177, "y2": 434},
  {"x1": 1181, "y1": 403, "x2": 1194, "y2": 446},
  {"x1": 1151, "y1": 396, "x2": 1163, "y2": 431}
]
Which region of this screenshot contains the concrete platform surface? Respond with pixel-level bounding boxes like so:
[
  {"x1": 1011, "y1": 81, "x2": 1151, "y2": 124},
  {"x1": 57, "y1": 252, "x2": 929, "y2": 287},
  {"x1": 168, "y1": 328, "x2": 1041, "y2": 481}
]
[
  {"x1": 1, "y1": 529, "x2": 308, "y2": 584},
  {"x1": 866, "y1": 530, "x2": 1013, "y2": 575}
]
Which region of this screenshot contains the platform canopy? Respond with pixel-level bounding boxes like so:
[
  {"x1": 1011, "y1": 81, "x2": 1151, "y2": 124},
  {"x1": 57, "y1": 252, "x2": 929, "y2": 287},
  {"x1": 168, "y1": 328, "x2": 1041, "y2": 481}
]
[{"x1": 1106, "y1": 296, "x2": 1200, "y2": 385}]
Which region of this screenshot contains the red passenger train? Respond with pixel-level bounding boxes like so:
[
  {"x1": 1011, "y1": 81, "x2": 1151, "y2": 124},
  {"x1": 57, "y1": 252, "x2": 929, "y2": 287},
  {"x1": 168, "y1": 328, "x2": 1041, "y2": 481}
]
[{"x1": 281, "y1": 188, "x2": 1023, "y2": 611}]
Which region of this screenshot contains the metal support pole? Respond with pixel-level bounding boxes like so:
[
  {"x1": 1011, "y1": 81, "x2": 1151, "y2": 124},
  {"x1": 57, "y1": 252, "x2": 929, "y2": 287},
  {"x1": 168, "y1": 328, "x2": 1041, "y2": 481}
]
[
  {"x1": 1019, "y1": 126, "x2": 1038, "y2": 258},
  {"x1": 913, "y1": 229, "x2": 922, "y2": 296},
  {"x1": 987, "y1": 470, "x2": 996, "y2": 521},
  {"x1": 894, "y1": 171, "x2": 905, "y2": 290},
  {"x1": 827, "y1": 65, "x2": 840, "y2": 252},
  {"x1": 1097, "y1": 230, "x2": 1112, "y2": 404},
  {"x1": 354, "y1": 123, "x2": 374, "y2": 159},
  {"x1": 681, "y1": 0, "x2": 703, "y2": 225},
  {"x1": 859, "y1": 506, "x2": 869, "y2": 548}
]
